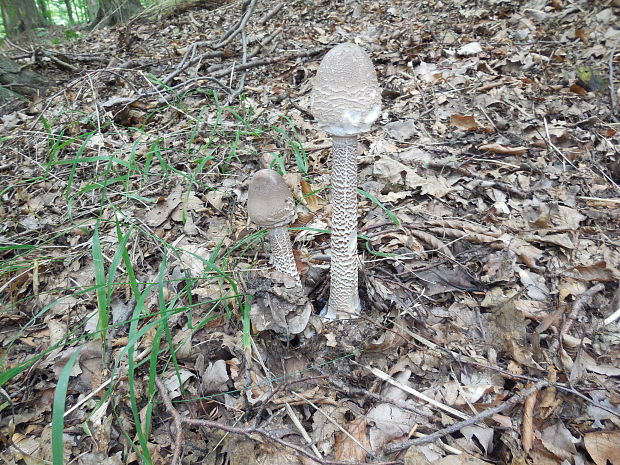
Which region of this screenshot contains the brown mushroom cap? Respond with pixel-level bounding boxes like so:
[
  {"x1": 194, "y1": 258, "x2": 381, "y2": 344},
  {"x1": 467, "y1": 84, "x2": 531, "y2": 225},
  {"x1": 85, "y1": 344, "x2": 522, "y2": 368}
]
[
  {"x1": 247, "y1": 169, "x2": 296, "y2": 228},
  {"x1": 310, "y1": 43, "x2": 381, "y2": 137}
]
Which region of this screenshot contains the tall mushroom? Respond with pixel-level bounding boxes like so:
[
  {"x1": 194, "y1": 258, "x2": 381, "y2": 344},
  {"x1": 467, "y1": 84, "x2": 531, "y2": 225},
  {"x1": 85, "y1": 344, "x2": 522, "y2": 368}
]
[
  {"x1": 247, "y1": 169, "x2": 311, "y2": 336},
  {"x1": 310, "y1": 43, "x2": 381, "y2": 317},
  {"x1": 247, "y1": 168, "x2": 301, "y2": 287}
]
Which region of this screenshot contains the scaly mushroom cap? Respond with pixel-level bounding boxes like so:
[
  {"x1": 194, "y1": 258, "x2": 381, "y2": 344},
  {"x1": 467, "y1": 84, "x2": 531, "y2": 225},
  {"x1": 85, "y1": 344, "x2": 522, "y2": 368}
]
[
  {"x1": 247, "y1": 169, "x2": 296, "y2": 228},
  {"x1": 310, "y1": 43, "x2": 381, "y2": 137}
]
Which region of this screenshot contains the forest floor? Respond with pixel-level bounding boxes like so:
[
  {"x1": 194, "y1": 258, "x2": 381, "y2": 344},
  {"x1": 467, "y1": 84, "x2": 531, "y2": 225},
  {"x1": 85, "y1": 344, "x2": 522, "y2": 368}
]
[{"x1": 1, "y1": 0, "x2": 620, "y2": 464}]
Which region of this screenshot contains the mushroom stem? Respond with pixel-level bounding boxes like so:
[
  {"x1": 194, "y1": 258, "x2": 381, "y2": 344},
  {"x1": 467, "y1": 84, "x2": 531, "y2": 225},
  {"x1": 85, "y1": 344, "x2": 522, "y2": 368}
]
[
  {"x1": 267, "y1": 226, "x2": 301, "y2": 286},
  {"x1": 328, "y1": 135, "x2": 360, "y2": 316},
  {"x1": 247, "y1": 168, "x2": 302, "y2": 289}
]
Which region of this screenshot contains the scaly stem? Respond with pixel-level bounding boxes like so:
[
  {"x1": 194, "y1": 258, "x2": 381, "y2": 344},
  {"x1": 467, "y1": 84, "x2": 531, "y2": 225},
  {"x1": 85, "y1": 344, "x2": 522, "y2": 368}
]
[
  {"x1": 267, "y1": 226, "x2": 301, "y2": 287},
  {"x1": 328, "y1": 135, "x2": 360, "y2": 317}
]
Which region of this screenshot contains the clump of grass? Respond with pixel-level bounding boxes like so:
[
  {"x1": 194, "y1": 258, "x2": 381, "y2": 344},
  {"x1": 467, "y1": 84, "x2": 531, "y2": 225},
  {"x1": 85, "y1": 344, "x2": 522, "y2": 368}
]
[{"x1": 0, "y1": 89, "x2": 324, "y2": 464}]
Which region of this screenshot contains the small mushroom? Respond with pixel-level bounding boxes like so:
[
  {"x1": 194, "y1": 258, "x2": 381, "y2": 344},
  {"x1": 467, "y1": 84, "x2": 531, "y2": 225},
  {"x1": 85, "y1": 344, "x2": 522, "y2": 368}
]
[
  {"x1": 247, "y1": 169, "x2": 301, "y2": 286},
  {"x1": 310, "y1": 43, "x2": 381, "y2": 317}
]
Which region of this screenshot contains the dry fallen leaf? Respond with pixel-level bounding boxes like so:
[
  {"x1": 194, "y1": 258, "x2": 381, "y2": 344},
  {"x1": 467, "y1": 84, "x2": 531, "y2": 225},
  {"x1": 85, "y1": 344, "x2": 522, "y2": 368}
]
[
  {"x1": 478, "y1": 143, "x2": 527, "y2": 155},
  {"x1": 333, "y1": 415, "x2": 371, "y2": 462},
  {"x1": 300, "y1": 179, "x2": 323, "y2": 211},
  {"x1": 450, "y1": 114, "x2": 483, "y2": 131},
  {"x1": 435, "y1": 454, "x2": 494, "y2": 464},
  {"x1": 584, "y1": 431, "x2": 620, "y2": 465}
]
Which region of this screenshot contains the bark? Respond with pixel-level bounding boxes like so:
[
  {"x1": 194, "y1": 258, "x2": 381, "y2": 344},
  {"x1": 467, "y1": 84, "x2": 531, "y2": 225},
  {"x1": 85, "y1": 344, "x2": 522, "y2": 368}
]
[
  {"x1": 84, "y1": 0, "x2": 98, "y2": 21},
  {"x1": 90, "y1": 0, "x2": 143, "y2": 28},
  {"x1": 143, "y1": 0, "x2": 232, "y2": 19},
  {"x1": 0, "y1": 54, "x2": 48, "y2": 99},
  {"x1": 0, "y1": 0, "x2": 46, "y2": 38},
  {"x1": 37, "y1": 0, "x2": 52, "y2": 25},
  {"x1": 64, "y1": 0, "x2": 75, "y2": 23}
]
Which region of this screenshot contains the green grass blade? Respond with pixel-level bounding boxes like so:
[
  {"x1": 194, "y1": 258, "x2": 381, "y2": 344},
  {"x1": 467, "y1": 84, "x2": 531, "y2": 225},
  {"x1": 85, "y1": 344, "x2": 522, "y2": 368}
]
[
  {"x1": 92, "y1": 223, "x2": 109, "y2": 342},
  {"x1": 357, "y1": 188, "x2": 401, "y2": 226},
  {"x1": 52, "y1": 346, "x2": 83, "y2": 465}
]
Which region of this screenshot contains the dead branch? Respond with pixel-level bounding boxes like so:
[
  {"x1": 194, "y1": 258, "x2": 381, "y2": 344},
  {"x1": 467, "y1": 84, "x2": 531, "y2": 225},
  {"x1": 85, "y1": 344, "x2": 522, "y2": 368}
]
[
  {"x1": 552, "y1": 282, "x2": 605, "y2": 351},
  {"x1": 226, "y1": 29, "x2": 249, "y2": 104},
  {"x1": 257, "y1": 2, "x2": 284, "y2": 25},
  {"x1": 210, "y1": 47, "x2": 326, "y2": 78},
  {"x1": 161, "y1": 44, "x2": 224, "y2": 86},
  {"x1": 95, "y1": 47, "x2": 325, "y2": 111},
  {"x1": 214, "y1": 0, "x2": 258, "y2": 49},
  {"x1": 382, "y1": 380, "x2": 549, "y2": 455},
  {"x1": 609, "y1": 40, "x2": 618, "y2": 122},
  {"x1": 324, "y1": 374, "x2": 431, "y2": 418},
  {"x1": 543, "y1": 117, "x2": 577, "y2": 169},
  {"x1": 155, "y1": 377, "x2": 402, "y2": 465}
]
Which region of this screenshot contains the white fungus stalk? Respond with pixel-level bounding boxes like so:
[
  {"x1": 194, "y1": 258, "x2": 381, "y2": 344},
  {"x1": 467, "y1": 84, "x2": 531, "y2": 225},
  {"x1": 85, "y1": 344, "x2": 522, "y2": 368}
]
[
  {"x1": 329, "y1": 135, "x2": 360, "y2": 313},
  {"x1": 266, "y1": 225, "x2": 299, "y2": 283},
  {"x1": 247, "y1": 169, "x2": 301, "y2": 287},
  {"x1": 310, "y1": 43, "x2": 381, "y2": 317}
]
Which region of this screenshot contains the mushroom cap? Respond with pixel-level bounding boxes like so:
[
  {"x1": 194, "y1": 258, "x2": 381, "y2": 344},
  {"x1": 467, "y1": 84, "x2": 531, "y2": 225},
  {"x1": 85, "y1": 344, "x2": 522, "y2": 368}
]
[
  {"x1": 310, "y1": 43, "x2": 381, "y2": 137},
  {"x1": 247, "y1": 169, "x2": 296, "y2": 228}
]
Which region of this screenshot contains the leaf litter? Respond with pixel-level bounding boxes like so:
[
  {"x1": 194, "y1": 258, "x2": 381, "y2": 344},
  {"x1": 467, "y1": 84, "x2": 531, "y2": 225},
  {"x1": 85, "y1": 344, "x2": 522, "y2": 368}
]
[{"x1": 1, "y1": 0, "x2": 619, "y2": 464}]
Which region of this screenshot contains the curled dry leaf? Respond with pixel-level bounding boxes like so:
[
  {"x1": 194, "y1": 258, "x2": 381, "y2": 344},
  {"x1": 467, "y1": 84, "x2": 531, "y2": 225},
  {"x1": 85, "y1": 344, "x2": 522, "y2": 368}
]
[
  {"x1": 572, "y1": 261, "x2": 620, "y2": 282},
  {"x1": 478, "y1": 143, "x2": 527, "y2": 155}
]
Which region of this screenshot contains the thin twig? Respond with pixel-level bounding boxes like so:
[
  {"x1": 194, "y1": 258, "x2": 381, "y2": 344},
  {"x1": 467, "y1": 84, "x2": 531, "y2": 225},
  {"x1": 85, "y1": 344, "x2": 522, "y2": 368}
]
[
  {"x1": 291, "y1": 390, "x2": 374, "y2": 458},
  {"x1": 543, "y1": 117, "x2": 577, "y2": 169},
  {"x1": 382, "y1": 380, "x2": 549, "y2": 454},
  {"x1": 551, "y1": 283, "x2": 605, "y2": 351},
  {"x1": 155, "y1": 377, "x2": 185, "y2": 465},
  {"x1": 257, "y1": 2, "x2": 284, "y2": 25},
  {"x1": 211, "y1": 47, "x2": 326, "y2": 78},
  {"x1": 285, "y1": 402, "x2": 323, "y2": 459},
  {"x1": 156, "y1": 377, "x2": 402, "y2": 465},
  {"x1": 324, "y1": 373, "x2": 430, "y2": 417},
  {"x1": 604, "y1": 302, "x2": 620, "y2": 325},
  {"x1": 227, "y1": 29, "x2": 249, "y2": 104},
  {"x1": 380, "y1": 323, "x2": 620, "y2": 420},
  {"x1": 214, "y1": 0, "x2": 258, "y2": 49},
  {"x1": 362, "y1": 364, "x2": 469, "y2": 420},
  {"x1": 609, "y1": 40, "x2": 618, "y2": 122}
]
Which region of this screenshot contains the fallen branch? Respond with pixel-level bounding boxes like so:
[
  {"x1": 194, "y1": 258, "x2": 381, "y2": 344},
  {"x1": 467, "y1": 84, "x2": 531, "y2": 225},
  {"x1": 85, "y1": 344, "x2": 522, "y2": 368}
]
[
  {"x1": 257, "y1": 2, "x2": 284, "y2": 25},
  {"x1": 543, "y1": 117, "x2": 577, "y2": 169},
  {"x1": 155, "y1": 377, "x2": 403, "y2": 465},
  {"x1": 95, "y1": 47, "x2": 326, "y2": 111},
  {"x1": 214, "y1": 0, "x2": 258, "y2": 49},
  {"x1": 609, "y1": 40, "x2": 618, "y2": 122},
  {"x1": 382, "y1": 380, "x2": 549, "y2": 454},
  {"x1": 415, "y1": 154, "x2": 528, "y2": 198},
  {"x1": 550, "y1": 282, "x2": 605, "y2": 351}
]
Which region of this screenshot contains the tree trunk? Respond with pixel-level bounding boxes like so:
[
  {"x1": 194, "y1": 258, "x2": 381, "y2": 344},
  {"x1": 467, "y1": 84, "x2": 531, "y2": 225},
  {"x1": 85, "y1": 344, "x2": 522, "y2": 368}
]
[
  {"x1": 0, "y1": 0, "x2": 46, "y2": 38},
  {"x1": 84, "y1": 0, "x2": 98, "y2": 21},
  {"x1": 37, "y1": 0, "x2": 52, "y2": 25},
  {"x1": 91, "y1": 0, "x2": 143, "y2": 28},
  {"x1": 64, "y1": 0, "x2": 75, "y2": 23}
]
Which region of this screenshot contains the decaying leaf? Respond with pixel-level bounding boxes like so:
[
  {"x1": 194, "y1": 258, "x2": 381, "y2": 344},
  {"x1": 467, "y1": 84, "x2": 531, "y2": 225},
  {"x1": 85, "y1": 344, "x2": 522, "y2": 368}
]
[
  {"x1": 584, "y1": 431, "x2": 620, "y2": 465},
  {"x1": 333, "y1": 416, "x2": 371, "y2": 462},
  {"x1": 478, "y1": 143, "x2": 527, "y2": 155},
  {"x1": 2, "y1": 1, "x2": 620, "y2": 465},
  {"x1": 450, "y1": 114, "x2": 483, "y2": 131}
]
